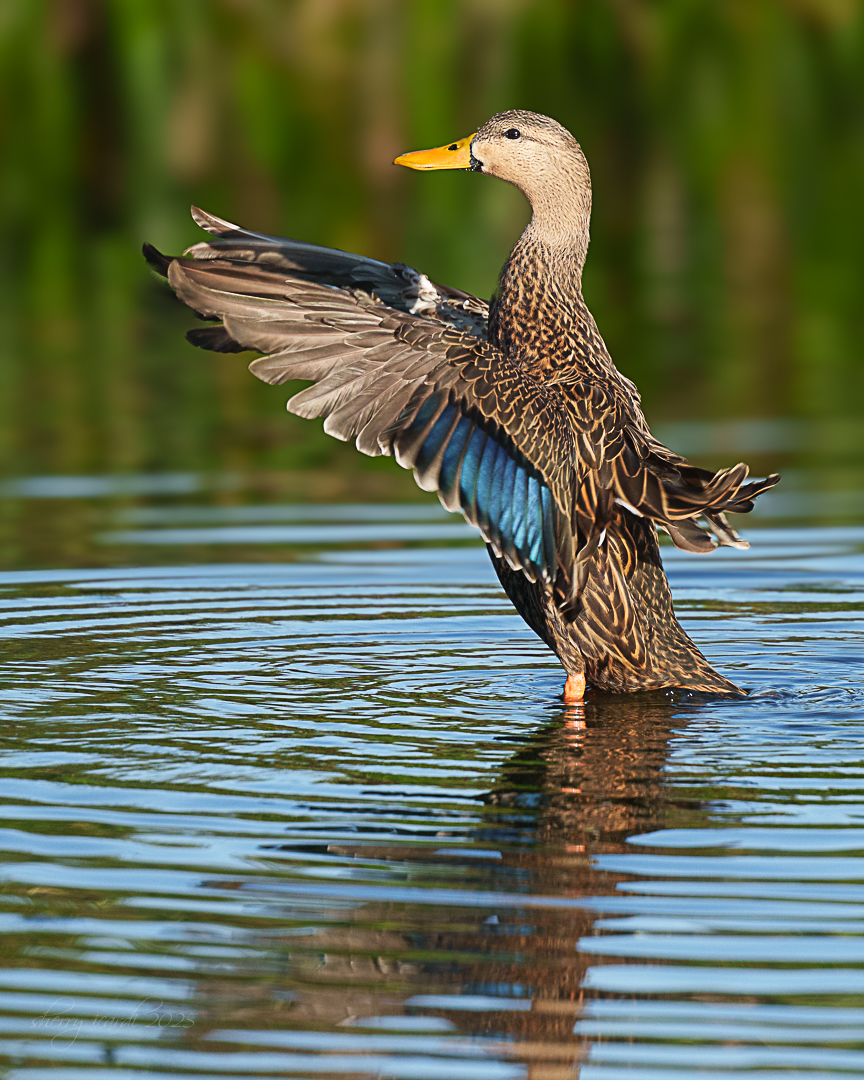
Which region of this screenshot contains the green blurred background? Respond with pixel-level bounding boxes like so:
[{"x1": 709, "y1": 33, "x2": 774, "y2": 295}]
[{"x1": 1, "y1": 0, "x2": 863, "y2": 488}]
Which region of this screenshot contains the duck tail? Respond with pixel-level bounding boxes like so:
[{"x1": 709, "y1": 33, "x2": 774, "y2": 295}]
[{"x1": 613, "y1": 441, "x2": 780, "y2": 556}]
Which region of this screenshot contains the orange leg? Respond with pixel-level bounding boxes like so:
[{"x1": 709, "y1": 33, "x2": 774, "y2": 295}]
[{"x1": 563, "y1": 672, "x2": 586, "y2": 704}]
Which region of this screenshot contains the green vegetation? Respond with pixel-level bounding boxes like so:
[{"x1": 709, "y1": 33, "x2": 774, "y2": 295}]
[{"x1": 1, "y1": 0, "x2": 863, "y2": 479}]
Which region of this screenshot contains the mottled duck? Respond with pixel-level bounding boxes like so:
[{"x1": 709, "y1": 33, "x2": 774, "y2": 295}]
[{"x1": 145, "y1": 110, "x2": 779, "y2": 700}]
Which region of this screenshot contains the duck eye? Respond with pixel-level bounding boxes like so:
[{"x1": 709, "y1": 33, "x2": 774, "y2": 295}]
[{"x1": 504, "y1": 128, "x2": 521, "y2": 140}]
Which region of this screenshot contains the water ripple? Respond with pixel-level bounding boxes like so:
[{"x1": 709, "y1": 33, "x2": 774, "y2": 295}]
[{"x1": 0, "y1": 514, "x2": 863, "y2": 1077}]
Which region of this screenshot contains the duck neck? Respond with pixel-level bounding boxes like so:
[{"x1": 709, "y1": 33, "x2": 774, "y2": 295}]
[
  {"x1": 489, "y1": 213, "x2": 590, "y2": 372},
  {"x1": 524, "y1": 180, "x2": 591, "y2": 279}
]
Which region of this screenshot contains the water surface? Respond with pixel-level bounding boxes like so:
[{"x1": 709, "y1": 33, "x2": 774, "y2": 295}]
[{"x1": 1, "y1": 480, "x2": 863, "y2": 1079}]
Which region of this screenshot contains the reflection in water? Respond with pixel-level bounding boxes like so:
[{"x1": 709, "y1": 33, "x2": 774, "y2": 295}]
[
  {"x1": 452, "y1": 698, "x2": 683, "y2": 1067},
  {"x1": 0, "y1": 503, "x2": 863, "y2": 1077},
  {"x1": 163, "y1": 698, "x2": 685, "y2": 1075}
]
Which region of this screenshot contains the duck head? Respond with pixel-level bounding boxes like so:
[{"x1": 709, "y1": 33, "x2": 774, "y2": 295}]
[{"x1": 395, "y1": 109, "x2": 591, "y2": 257}]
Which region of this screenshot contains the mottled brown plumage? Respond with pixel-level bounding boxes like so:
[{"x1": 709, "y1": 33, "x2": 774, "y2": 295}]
[{"x1": 145, "y1": 110, "x2": 778, "y2": 696}]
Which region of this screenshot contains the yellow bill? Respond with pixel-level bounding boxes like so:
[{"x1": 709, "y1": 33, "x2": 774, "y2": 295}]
[{"x1": 394, "y1": 133, "x2": 476, "y2": 170}]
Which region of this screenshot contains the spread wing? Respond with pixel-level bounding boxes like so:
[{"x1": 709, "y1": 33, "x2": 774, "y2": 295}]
[
  {"x1": 145, "y1": 212, "x2": 582, "y2": 607},
  {"x1": 182, "y1": 207, "x2": 489, "y2": 337}
]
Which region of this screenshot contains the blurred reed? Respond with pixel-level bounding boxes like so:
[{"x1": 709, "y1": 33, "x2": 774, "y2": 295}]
[{"x1": 0, "y1": 0, "x2": 862, "y2": 481}]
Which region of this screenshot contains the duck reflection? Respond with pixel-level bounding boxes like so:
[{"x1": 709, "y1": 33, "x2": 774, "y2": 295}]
[
  {"x1": 489, "y1": 691, "x2": 682, "y2": 844},
  {"x1": 446, "y1": 692, "x2": 687, "y2": 1066},
  {"x1": 195, "y1": 692, "x2": 700, "y2": 1078}
]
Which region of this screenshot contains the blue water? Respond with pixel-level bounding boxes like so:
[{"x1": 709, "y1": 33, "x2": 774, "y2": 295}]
[{"x1": 0, "y1": 477, "x2": 863, "y2": 1079}]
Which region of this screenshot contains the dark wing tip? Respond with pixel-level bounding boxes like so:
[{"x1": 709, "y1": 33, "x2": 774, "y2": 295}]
[
  {"x1": 142, "y1": 243, "x2": 171, "y2": 277},
  {"x1": 186, "y1": 326, "x2": 249, "y2": 353}
]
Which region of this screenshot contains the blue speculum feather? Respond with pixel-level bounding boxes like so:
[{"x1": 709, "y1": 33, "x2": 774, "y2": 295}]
[
  {"x1": 474, "y1": 438, "x2": 500, "y2": 528},
  {"x1": 459, "y1": 428, "x2": 487, "y2": 511},
  {"x1": 526, "y1": 475, "x2": 544, "y2": 564},
  {"x1": 414, "y1": 403, "x2": 455, "y2": 472},
  {"x1": 411, "y1": 396, "x2": 439, "y2": 429},
  {"x1": 439, "y1": 416, "x2": 473, "y2": 499},
  {"x1": 488, "y1": 443, "x2": 510, "y2": 536},
  {"x1": 410, "y1": 403, "x2": 555, "y2": 576},
  {"x1": 512, "y1": 466, "x2": 530, "y2": 557},
  {"x1": 497, "y1": 453, "x2": 518, "y2": 552}
]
